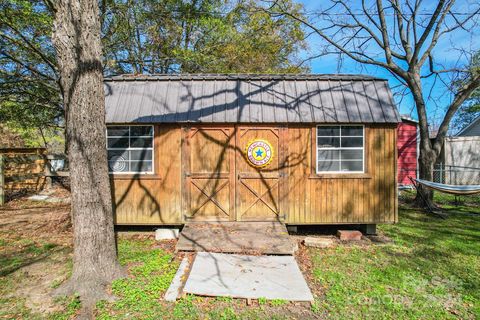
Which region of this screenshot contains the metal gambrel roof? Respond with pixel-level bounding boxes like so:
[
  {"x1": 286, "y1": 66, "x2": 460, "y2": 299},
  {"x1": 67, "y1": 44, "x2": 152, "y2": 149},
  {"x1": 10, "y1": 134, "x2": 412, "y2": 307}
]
[{"x1": 104, "y1": 74, "x2": 401, "y2": 124}]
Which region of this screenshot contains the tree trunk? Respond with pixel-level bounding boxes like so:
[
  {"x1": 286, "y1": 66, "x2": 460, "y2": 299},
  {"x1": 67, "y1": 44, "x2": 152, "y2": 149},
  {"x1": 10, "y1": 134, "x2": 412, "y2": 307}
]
[
  {"x1": 416, "y1": 147, "x2": 437, "y2": 208},
  {"x1": 409, "y1": 74, "x2": 437, "y2": 209},
  {"x1": 52, "y1": 0, "x2": 125, "y2": 311}
]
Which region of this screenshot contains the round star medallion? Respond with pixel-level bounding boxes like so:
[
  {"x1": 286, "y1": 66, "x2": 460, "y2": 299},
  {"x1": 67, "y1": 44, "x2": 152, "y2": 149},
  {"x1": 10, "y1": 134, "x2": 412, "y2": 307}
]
[{"x1": 245, "y1": 139, "x2": 274, "y2": 168}]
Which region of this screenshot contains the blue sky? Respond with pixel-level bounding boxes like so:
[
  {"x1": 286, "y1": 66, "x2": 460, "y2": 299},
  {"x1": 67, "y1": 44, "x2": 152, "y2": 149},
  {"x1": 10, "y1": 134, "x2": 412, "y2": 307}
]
[{"x1": 295, "y1": 0, "x2": 480, "y2": 127}]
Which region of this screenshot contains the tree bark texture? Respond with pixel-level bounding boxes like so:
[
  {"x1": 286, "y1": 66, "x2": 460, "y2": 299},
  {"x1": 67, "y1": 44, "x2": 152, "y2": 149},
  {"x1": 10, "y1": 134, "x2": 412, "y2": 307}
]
[
  {"x1": 52, "y1": 0, "x2": 125, "y2": 309},
  {"x1": 409, "y1": 75, "x2": 437, "y2": 207}
]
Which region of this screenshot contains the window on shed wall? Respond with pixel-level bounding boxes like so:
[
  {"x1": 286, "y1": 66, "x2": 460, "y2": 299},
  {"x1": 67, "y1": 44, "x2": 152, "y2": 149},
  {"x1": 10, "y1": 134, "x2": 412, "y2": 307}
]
[
  {"x1": 316, "y1": 125, "x2": 364, "y2": 173},
  {"x1": 106, "y1": 125, "x2": 154, "y2": 174}
]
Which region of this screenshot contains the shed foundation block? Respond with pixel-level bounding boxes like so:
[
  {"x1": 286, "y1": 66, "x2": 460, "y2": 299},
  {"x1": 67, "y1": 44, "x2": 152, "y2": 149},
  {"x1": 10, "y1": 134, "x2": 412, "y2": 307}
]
[
  {"x1": 337, "y1": 230, "x2": 363, "y2": 241},
  {"x1": 303, "y1": 237, "x2": 335, "y2": 248},
  {"x1": 361, "y1": 224, "x2": 377, "y2": 235},
  {"x1": 287, "y1": 225, "x2": 298, "y2": 233},
  {"x1": 155, "y1": 228, "x2": 180, "y2": 240}
]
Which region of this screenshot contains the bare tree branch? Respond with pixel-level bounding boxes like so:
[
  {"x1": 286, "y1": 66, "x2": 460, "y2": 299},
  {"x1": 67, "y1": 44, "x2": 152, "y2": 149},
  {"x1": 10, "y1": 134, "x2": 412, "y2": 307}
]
[
  {"x1": 265, "y1": 0, "x2": 480, "y2": 206},
  {"x1": 433, "y1": 73, "x2": 480, "y2": 152},
  {"x1": 410, "y1": 0, "x2": 448, "y2": 65}
]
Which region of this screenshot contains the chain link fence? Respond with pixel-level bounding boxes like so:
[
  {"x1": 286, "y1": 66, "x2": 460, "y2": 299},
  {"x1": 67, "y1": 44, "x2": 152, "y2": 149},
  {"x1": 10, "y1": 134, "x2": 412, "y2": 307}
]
[{"x1": 433, "y1": 164, "x2": 480, "y2": 185}]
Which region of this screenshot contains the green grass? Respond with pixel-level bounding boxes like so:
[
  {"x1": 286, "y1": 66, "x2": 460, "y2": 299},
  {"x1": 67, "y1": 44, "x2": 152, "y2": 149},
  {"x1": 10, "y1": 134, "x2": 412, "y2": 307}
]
[
  {"x1": 1, "y1": 192, "x2": 479, "y2": 319},
  {"x1": 311, "y1": 193, "x2": 480, "y2": 319},
  {"x1": 95, "y1": 239, "x2": 179, "y2": 319},
  {"x1": 0, "y1": 238, "x2": 59, "y2": 276},
  {"x1": 95, "y1": 239, "x2": 304, "y2": 319},
  {"x1": 50, "y1": 295, "x2": 82, "y2": 320},
  {"x1": 0, "y1": 234, "x2": 75, "y2": 320},
  {"x1": 432, "y1": 191, "x2": 480, "y2": 214}
]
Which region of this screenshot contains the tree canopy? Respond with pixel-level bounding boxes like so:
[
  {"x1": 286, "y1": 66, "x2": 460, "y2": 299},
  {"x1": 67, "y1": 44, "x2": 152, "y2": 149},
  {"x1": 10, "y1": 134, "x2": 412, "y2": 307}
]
[
  {"x1": 0, "y1": 0, "x2": 308, "y2": 148},
  {"x1": 0, "y1": 0, "x2": 60, "y2": 148},
  {"x1": 102, "y1": 0, "x2": 307, "y2": 74}
]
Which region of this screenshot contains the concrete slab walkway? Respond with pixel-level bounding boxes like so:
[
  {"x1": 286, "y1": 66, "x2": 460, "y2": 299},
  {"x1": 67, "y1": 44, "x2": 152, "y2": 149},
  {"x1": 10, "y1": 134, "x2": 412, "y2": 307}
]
[
  {"x1": 182, "y1": 252, "x2": 313, "y2": 302},
  {"x1": 175, "y1": 222, "x2": 297, "y2": 255}
]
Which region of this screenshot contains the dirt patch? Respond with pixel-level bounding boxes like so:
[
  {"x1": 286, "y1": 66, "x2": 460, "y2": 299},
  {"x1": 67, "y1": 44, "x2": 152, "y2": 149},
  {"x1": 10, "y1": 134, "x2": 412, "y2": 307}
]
[
  {"x1": 10, "y1": 249, "x2": 72, "y2": 314},
  {"x1": 0, "y1": 187, "x2": 72, "y2": 246},
  {"x1": 0, "y1": 188, "x2": 73, "y2": 316}
]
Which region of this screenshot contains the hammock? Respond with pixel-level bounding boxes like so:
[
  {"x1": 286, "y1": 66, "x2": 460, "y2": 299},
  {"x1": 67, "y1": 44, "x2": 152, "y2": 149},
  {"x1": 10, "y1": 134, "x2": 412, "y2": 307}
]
[{"x1": 413, "y1": 178, "x2": 480, "y2": 195}]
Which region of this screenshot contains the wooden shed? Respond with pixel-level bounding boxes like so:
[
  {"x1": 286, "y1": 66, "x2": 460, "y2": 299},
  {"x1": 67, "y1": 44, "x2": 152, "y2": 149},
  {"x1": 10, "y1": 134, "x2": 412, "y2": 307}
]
[{"x1": 104, "y1": 74, "x2": 400, "y2": 227}]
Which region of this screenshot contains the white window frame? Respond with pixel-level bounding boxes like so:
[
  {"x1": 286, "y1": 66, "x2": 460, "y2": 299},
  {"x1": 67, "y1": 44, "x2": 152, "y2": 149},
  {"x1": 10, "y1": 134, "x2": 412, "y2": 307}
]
[
  {"x1": 316, "y1": 125, "x2": 365, "y2": 174},
  {"x1": 106, "y1": 125, "x2": 155, "y2": 175}
]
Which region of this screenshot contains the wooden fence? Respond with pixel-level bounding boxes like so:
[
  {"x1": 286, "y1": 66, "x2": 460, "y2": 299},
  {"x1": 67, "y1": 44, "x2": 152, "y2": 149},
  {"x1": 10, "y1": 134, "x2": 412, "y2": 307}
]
[{"x1": 0, "y1": 148, "x2": 47, "y2": 203}]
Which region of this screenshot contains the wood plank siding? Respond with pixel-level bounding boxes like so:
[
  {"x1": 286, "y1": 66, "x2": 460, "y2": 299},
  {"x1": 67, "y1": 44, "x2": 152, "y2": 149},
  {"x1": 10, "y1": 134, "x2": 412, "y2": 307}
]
[
  {"x1": 111, "y1": 125, "x2": 182, "y2": 224},
  {"x1": 111, "y1": 124, "x2": 397, "y2": 225}
]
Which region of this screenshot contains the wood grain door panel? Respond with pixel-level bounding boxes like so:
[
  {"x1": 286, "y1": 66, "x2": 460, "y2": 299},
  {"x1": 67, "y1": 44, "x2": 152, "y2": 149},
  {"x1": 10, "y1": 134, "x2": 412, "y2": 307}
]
[
  {"x1": 235, "y1": 127, "x2": 286, "y2": 221},
  {"x1": 183, "y1": 127, "x2": 235, "y2": 221}
]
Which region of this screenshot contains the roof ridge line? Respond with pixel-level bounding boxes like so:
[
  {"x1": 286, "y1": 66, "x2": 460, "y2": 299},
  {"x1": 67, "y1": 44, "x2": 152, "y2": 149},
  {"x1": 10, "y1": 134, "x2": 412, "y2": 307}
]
[{"x1": 104, "y1": 73, "x2": 388, "y2": 82}]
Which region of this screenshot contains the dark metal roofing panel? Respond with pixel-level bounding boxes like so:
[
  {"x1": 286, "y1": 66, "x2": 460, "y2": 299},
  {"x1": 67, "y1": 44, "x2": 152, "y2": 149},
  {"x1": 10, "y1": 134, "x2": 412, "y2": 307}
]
[
  {"x1": 249, "y1": 81, "x2": 263, "y2": 122},
  {"x1": 294, "y1": 80, "x2": 314, "y2": 122},
  {"x1": 362, "y1": 80, "x2": 385, "y2": 123},
  {"x1": 140, "y1": 81, "x2": 156, "y2": 122},
  {"x1": 342, "y1": 81, "x2": 362, "y2": 122},
  {"x1": 187, "y1": 78, "x2": 203, "y2": 122},
  {"x1": 376, "y1": 81, "x2": 402, "y2": 123},
  {"x1": 305, "y1": 81, "x2": 321, "y2": 122},
  {"x1": 119, "y1": 83, "x2": 135, "y2": 122},
  {"x1": 163, "y1": 80, "x2": 178, "y2": 123},
  {"x1": 238, "y1": 80, "x2": 251, "y2": 122},
  {"x1": 104, "y1": 82, "x2": 119, "y2": 121},
  {"x1": 104, "y1": 74, "x2": 400, "y2": 124},
  {"x1": 351, "y1": 80, "x2": 373, "y2": 123},
  {"x1": 330, "y1": 80, "x2": 349, "y2": 122},
  {"x1": 175, "y1": 80, "x2": 191, "y2": 122},
  {"x1": 260, "y1": 80, "x2": 277, "y2": 123},
  {"x1": 151, "y1": 80, "x2": 171, "y2": 122},
  {"x1": 208, "y1": 80, "x2": 221, "y2": 123},
  {"x1": 317, "y1": 80, "x2": 337, "y2": 122},
  {"x1": 283, "y1": 80, "x2": 299, "y2": 122},
  {"x1": 224, "y1": 80, "x2": 239, "y2": 122},
  {"x1": 129, "y1": 82, "x2": 146, "y2": 122}
]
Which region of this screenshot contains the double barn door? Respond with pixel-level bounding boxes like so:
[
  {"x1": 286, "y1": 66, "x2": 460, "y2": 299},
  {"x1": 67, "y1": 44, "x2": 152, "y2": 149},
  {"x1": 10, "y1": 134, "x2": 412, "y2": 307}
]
[{"x1": 183, "y1": 126, "x2": 287, "y2": 222}]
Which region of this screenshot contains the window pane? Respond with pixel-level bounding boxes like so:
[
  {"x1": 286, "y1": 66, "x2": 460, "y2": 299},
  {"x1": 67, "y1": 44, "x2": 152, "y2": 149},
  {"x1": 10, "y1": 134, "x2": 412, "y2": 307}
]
[
  {"x1": 130, "y1": 150, "x2": 152, "y2": 161},
  {"x1": 342, "y1": 126, "x2": 363, "y2": 136},
  {"x1": 341, "y1": 149, "x2": 363, "y2": 160},
  {"x1": 317, "y1": 126, "x2": 340, "y2": 136},
  {"x1": 108, "y1": 137, "x2": 129, "y2": 148},
  {"x1": 318, "y1": 160, "x2": 340, "y2": 172},
  {"x1": 341, "y1": 160, "x2": 363, "y2": 172},
  {"x1": 130, "y1": 126, "x2": 153, "y2": 137},
  {"x1": 130, "y1": 161, "x2": 152, "y2": 172},
  {"x1": 108, "y1": 160, "x2": 128, "y2": 172},
  {"x1": 108, "y1": 149, "x2": 129, "y2": 161},
  {"x1": 341, "y1": 137, "x2": 363, "y2": 148},
  {"x1": 107, "y1": 125, "x2": 154, "y2": 174},
  {"x1": 130, "y1": 137, "x2": 153, "y2": 148},
  {"x1": 318, "y1": 150, "x2": 340, "y2": 161},
  {"x1": 107, "y1": 126, "x2": 129, "y2": 137},
  {"x1": 317, "y1": 137, "x2": 340, "y2": 148}
]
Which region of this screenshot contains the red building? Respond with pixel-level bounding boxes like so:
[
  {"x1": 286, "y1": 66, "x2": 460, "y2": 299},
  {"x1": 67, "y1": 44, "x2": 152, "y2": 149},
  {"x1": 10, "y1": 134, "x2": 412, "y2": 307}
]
[{"x1": 397, "y1": 116, "x2": 419, "y2": 186}]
